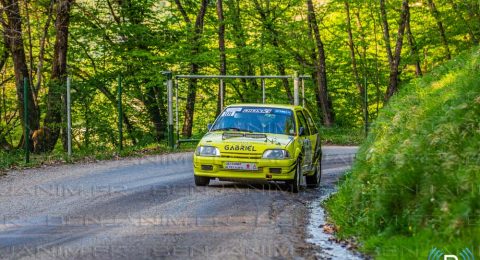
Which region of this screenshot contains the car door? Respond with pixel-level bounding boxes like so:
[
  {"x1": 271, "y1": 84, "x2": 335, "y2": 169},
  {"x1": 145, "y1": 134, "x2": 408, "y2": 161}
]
[
  {"x1": 304, "y1": 110, "x2": 320, "y2": 167},
  {"x1": 296, "y1": 111, "x2": 313, "y2": 170}
]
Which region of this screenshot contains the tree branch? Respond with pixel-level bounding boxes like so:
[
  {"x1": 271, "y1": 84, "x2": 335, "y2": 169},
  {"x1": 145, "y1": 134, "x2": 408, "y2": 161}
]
[{"x1": 174, "y1": 0, "x2": 191, "y2": 24}]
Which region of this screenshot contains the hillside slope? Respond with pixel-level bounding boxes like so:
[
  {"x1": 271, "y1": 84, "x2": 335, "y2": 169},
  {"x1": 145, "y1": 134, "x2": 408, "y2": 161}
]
[{"x1": 326, "y1": 48, "x2": 480, "y2": 259}]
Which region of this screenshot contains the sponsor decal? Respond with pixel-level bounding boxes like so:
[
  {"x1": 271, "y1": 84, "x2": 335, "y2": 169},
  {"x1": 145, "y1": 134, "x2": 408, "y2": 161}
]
[
  {"x1": 225, "y1": 162, "x2": 258, "y2": 170},
  {"x1": 273, "y1": 109, "x2": 292, "y2": 115},
  {"x1": 241, "y1": 108, "x2": 272, "y2": 114},
  {"x1": 224, "y1": 144, "x2": 257, "y2": 152}
]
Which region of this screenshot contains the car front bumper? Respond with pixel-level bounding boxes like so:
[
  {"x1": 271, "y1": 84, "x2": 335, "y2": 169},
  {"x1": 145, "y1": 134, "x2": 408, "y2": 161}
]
[{"x1": 193, "y1": 155, "x2": 297, "y2": 181}]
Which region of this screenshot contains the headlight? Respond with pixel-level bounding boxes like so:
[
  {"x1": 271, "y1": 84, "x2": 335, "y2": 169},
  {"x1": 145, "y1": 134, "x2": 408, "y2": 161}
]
[
  {"x1": 262, "y1": 149, "x2": 290, "y2": 159},
  {"x1": 196, "y1": 146, "x2": 221, "y2": 157}
]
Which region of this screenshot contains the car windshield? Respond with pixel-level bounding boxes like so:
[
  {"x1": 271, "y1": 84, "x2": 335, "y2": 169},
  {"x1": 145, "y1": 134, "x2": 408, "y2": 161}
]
[{"x1": 210, "y1": 107, "x2": 296, "y2": 136}]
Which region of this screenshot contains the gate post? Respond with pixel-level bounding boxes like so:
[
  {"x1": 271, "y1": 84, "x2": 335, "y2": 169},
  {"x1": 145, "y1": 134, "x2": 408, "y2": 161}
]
[
  {"x1": 165, "y1": 71, "x2": 174, "y2": 149},
  {"x1": 117, "y1": 75, "x2": 123, "y2": 151},
  {"x1": 220, "y1": 79, "x2": 224, "y2": 111},
  {"x1": 262, "y1": 79, "x2": 266, "y2": 104},
  {"x1": 67, "y1": 77, "x2": 72, "y2": 156},
  {"x1": 293, "y1": 72, "x2": 300, "y2": 106},
  {"x1": 23, "y1": 77, "x2": 29, "y2": 163},
  {"x1": 364, "y1": 76, "x2": 369, "y2": 136}
]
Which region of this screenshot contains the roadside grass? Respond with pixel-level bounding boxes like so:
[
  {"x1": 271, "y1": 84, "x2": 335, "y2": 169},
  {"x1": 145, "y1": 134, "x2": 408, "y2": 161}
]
[
  {"x1": 320, "y1": 126, "x2": 364, "y2": 145},
  {"x1": 325, "y1": 47, "x2": 480, "y2": 259},
  {"x1": 0, "y1": 142, "x2": 196, "y2": 173}
]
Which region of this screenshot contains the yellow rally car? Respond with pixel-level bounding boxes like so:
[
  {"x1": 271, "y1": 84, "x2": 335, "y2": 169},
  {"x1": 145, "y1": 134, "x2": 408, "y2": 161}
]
[{"x1": 193, "y1": 104, "x2": 322, "y2": 193}]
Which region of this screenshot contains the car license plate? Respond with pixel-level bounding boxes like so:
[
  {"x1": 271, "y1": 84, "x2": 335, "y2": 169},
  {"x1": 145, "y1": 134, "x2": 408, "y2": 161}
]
[{"x1": 225, "y1": 162, "x2": 258, "y2": 171}]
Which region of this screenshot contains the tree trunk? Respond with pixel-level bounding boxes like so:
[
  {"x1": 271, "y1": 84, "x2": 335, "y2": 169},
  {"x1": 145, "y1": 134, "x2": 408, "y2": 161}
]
[
  {"x1": 115, "y1": 0, "x2": 165, "y2": 143},
  {"x1": 427, "y1": 0, "x2": 451, "y2": 59},
  {"x1": 344, "y1": 2, "x2": 365, "y2": 110},
  {"x1": 352, "y1": 9, "x2": 372, "y2": 122},
  {"x1": 0, "y1": 43, "x2": 11, "y2": 150},
  {"x1": 226, "y1": 0, "x2": 256, "y2": 103},
  {"x1": 35, "y1": 0, "x2": 55, "y2": 95},
  {"x1": 379, "y1": 0, "x2": 393, "y2": 66},
  {"x1": 252, "y1": 0, "x2": 294, "y2": 104},
  {"x1": 41, "y1": 0, "x2": 73, "y2": 153},
  {"x1": 144, "y1": 84, "x2": 166, "y2": 141},
  {"x1": 1, "y1": 0, "x2": 40, "y2": 150},
  {"x1": 466, "y1": 1, "x2": 480, "y2": 42},
  {"x1": 307, "y1": 0, "x2": 334, "y2": 126},
  {"x1": 175, "y1": 0, "x2": 208, "y2": 138},
  {"x1": 381, "y1": 0, "x2": 409, "y2": 101},
  {"x1": 405, "y1": 5, "x2": 422, "y2": 77},
  {"x1": 367, "y1": 1, "x2": 382, "y2": 115},
  {"x1": 96, "y1": 84, "x2": 137, "y2": 145},
  {"x1": 448, "y1": 0, "x2": 478, "y2": 45},
  {"x1": 216, "y1": 0, "x2": 226, "y2": 117}
]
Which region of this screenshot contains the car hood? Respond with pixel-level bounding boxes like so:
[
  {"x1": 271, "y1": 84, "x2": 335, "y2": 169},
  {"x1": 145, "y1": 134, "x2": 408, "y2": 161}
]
[{"x1": 198, "y1": 132, "x2": 295, "y2": 153}]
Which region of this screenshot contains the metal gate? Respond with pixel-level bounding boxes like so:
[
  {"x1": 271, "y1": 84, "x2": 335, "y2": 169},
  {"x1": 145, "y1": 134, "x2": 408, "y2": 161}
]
[{"x1": 165, "y1": 72, "x2": 310, "y2": 149}]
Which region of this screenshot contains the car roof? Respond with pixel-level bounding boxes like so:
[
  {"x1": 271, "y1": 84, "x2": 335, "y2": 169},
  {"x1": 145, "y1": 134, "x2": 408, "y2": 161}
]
[{"x1": 225, "y1": 103, "x2": 303, "y2": 110}]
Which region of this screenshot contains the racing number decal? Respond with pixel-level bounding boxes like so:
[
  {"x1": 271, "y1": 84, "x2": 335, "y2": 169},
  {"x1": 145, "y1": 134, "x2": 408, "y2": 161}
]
[{"x1": 222, "y1": 107, "x2": 242, "y2": 117}]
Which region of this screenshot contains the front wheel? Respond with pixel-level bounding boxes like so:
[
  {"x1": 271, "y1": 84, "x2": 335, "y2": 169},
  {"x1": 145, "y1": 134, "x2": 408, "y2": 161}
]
[
  {"x1": 306, "y1": 159, "x2": 321, "y2": 188},
  {"x1": 194, "y1": 175, "x2": 210, "y2": 186}
]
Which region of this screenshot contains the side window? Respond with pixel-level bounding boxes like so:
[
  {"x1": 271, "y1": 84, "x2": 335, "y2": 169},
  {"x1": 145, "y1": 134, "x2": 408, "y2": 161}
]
[
  {"x1": 305, "y1": 111, "x2": 318, "y2": 134},
  {"x1": 296, "y1": 111, "x2": 310, "y2": 136},
  {"x1": 284, "y1": 115, "x2": 295, "y2": 135}
]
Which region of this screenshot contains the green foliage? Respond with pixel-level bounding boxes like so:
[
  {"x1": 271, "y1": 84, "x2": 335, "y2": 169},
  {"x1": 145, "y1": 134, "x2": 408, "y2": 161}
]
[
  {"x1": 325, "y1": 47, "x2": 480, "y2": 258},
  {"x1": 319, "y1": 126, "x2": 364, "y2": 145}
]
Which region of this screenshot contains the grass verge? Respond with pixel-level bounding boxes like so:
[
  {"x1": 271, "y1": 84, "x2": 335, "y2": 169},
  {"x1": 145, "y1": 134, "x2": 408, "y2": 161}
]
[{"x1": 325, "y1": 47, "x2": 480, "y2": 259}]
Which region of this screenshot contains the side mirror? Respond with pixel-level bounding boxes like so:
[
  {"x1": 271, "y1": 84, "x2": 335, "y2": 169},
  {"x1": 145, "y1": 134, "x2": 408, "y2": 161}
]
[
  {"x1": 207, "y1": 123, "x2": 213, "y2": 131},
  {"x1": 299, "y1": 127, "x2": 305, "y2": 136}
]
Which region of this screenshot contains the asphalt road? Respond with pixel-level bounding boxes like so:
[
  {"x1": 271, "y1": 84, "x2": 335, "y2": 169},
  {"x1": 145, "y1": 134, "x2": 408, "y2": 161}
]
[{"x1": 0, "y1": 146, "x2": 358, "y2": 260}]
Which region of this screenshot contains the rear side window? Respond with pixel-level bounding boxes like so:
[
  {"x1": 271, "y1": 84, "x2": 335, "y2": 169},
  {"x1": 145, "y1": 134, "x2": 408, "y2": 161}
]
[
  {"x1": 296, "y1": 111, "x2": 310, "y2": 136},
  {"x1": 305, "y1": 111, "x2": 318, "y2": 134}
]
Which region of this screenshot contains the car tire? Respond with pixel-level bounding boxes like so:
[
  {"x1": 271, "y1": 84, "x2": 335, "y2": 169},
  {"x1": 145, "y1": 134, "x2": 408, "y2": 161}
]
[
  {"x1": 194, "y1": 175, "x2": 210, "y2": 186},
  {"x1": 289, "y1": 159, "x2": 301, "y2": 193},
  {"x1": 306, "y1": 159, "x2": 321, "y2": 188}
]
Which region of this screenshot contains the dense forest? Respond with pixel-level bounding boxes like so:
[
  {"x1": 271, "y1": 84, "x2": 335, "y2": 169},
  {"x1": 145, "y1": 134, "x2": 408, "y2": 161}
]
[{"x1": 0, "y1": 0, "x2": 478, "y2": 154}]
